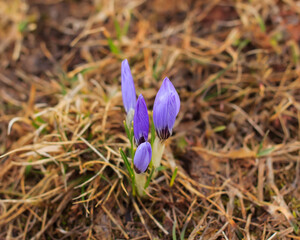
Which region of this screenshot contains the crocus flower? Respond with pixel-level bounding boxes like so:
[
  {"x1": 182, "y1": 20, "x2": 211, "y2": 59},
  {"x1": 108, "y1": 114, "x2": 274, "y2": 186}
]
[
  {"x1": 121, "y1": 59, "x2": 136, "y2": 114},
  {"x1": 133, "y1": 142, "x2": 152, "y2": 174},
  {"x1": 133, "y1": 95, "x2": 149, "y2": 146},
  {"x1": 153, "y1": 77, "x2": 180, "y2": 140}
]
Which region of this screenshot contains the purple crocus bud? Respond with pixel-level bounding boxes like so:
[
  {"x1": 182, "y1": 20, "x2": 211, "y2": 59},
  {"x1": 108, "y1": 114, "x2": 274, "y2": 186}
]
[
  {"x1": 153, "y1": 77, "x2": 180, "y2": 140},
  {"x1": 134, "y1": 142, "x2": 152, "y2": 174},
  {"x1": 121, "y1": 59, "x2": 136, "y2": 114},
  {"x1": 134, "y1": 95, "x2": 149, "y2": 146}
]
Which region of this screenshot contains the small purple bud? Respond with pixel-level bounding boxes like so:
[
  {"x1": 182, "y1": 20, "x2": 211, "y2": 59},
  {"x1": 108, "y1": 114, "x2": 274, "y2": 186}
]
[
  {"x1": 134, "y1": 142, "x2": 152, "y2": 173},
  {"x1": 121, "y1": 59, "x2": 136, "y2": 114},
  {"x1": 134, "y1": 95, "x2": 149, "y2": 146},
  {"x1": 153, "y1": 77, "x2": 180, "y2": 140}
]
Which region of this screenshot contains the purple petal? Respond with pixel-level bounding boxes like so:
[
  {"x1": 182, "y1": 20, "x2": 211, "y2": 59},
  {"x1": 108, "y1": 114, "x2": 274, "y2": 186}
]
[
  {"x1": 134, "y1": 142, "x2": 152, "y2": 173},
  {"x1": 154, "y1": 77, "x2": 180, "y2": 115},
  {"x1": 134, "y1": 95, "x2": 149, "y2": 145},
  {"x1": 167, "y1": 93, "x2": 177, "y2": 134},
  {"x1": 153, "y1": 94, "x2": 168, "y2": 132},
  {"x1": 153, "y1": 77, "x2": 180, "y2": 139},
  {"x1": 121, "y1": 59, "x2": 136, "y2": 113}
]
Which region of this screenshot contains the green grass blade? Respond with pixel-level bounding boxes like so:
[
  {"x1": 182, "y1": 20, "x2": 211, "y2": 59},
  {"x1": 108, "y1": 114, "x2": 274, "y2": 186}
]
[
  {"x1": 124, "y1": 121, "x2": 130, "y2": 139},
  {"x1": 120, "y1": 148, "x2": 136, "y2": 196},
  {"x1": 180, "y1": 222, "x2": 188, "y2": 240},
  {"x1": 122, "y1": 17, "x2": 130, "y2": 36},
  {"x1": 172, "y1": 219, "x2": 177, "y2": 240},
  {"x1": 170, "y1": 167, "x2": 178, "y2": 187},
  {"x1": 256, "y1": 15, "x2": 266, "y2": 32},
  {"x1": 114, "y1": 19, "x2": 122, "y2": 40},
  {"x1": 144, "y1": 167, "x2": 155, "y2": 190},
  {"x1": 130, "y1": 122, "x2": 134, "y2": 141},
  {"x1": 257, "y1": 147, "x2": 275, "y2": 157},
  {"x1": 107, "y1": 38, "x2": 120, "y2": 54},
  {"x1": 120, "y1": 148, "x2": 134, "y2": 179},
  {"x1": 213, "y1": 125, "x2": 226, "y2": 132},
  {"x1": 156, "y1": 166, "x2": 166, "y2": 172}
]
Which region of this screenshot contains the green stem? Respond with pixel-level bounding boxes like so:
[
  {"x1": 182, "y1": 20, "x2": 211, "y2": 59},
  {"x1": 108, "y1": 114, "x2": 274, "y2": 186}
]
[
  {"x1": 132, "y1": 177, "x2": 136, "y2": 197},
  {"x1": 131, "y1": 138, "x2": 134, "y2": 163}
]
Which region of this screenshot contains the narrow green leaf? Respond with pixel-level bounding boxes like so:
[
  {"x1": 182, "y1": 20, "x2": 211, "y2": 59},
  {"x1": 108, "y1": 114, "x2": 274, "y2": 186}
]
[
  {"x1": 144, "y1": 167, "x2": 155, "y2": 190},
  {"x1": 107, "y1": 38, "x2": 120, "y2": 54},
  {"x1": 25, "y1": 161, "x2": 32, "y2": 176},
  {"x1": 156, "y1": 166, "x2": 166, "y2": 172},
  {"x1": 130, "y1": 125, "x2": 135, "y2": 162},
  {"x1": 170, "y1": 167, "x2": 178, "y2": 187},
  {"x1": 237, "y1": 39, "x2": 250, "y2": 51},
  {"x1": 130, "y1": 123, "x2": 134, "y2": 142},
  {"x1": 180, "y1": 222, "x2": 188, "y2": 240},
  {"x1": 122, "y1": 17, "x2": 130, "y2": 36},
  {"x1": 203, "y1": 88, "x2": 227, "y2": 101},
  {"x1": 99, "y1": 174, "x2": 110, "y2": 183},
  {"x1": 257, "y1": 147, "x2": 275, "y2": 157},
  {"x1": 235, "y1": 229, "x2": 244, "y2": 240},
  {"x1": 114, "y1": 19, "x2": 122, "y2": 40},
  {"x1": 120, "y1": 149, "x2": 134, "y2": 179},
  {"x1": 35, "y1": 116, "x2": 46, "y2": 124},
  {"x1": 124, "y1": 121, "x2": 130, "y2": 139},
  {"x1": 152, "y1": 54, "x2": 162, "y2": 80},
  {"x1": 177, "y1": 137, "x2": 187, "y2": 151},
  {"x1": 18, "y1": 20, "x2": 28, "y2": 33},
  {"x1": 213, "y1": 125, "x2": 226, "y2": 132},
  {"x1": 148, "y1": 158, "x2": 153, "y2": 169},
  {"x1": 81, "y1": 186, "x2": 86, "y2": 201},
  {"x1": 120, "y1": 148, "x2": 136, "y2": 196},
  {"x1": 257, "y1": 140, "x2": 263, "y2": 155},
  {"x1": 257, "y1": 130, "x2": 270, "y2": 156},
  {"x1": 290, "y1": 42, "x2": 299, "y2": 65},
  {"x1": 291, "y1": 220, "x2": 299, "y2": 234},
  {"x1": 257, "y1": 16, "x2": 266, "y2": 32},
  {"x1": 172, "y1": 220, "x2": 177, "y2": 240}
]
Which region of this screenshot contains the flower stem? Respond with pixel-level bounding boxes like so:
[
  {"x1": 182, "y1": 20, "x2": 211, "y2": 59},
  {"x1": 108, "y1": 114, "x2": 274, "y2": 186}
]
[
  {"x1": 126, "y1": 108, "x2": 135, "y2": 129},
  {"x1": 135, "y1": 172, "x2": 146, "y2": 196},
  {"x1": 152, "y1": 137, "x2": 165, "y2": 169}
]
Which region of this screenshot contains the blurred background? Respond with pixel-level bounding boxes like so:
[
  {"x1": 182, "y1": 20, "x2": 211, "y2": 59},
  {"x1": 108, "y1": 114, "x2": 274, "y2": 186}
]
[{"x1": 0, "y1": 0, "x2": 300, "y2": 239}]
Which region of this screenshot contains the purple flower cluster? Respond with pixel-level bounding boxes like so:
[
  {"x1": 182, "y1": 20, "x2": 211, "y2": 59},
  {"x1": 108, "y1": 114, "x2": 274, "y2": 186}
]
[{"x1": 121, "y1": 59, "x2": 180, "y2": 174}]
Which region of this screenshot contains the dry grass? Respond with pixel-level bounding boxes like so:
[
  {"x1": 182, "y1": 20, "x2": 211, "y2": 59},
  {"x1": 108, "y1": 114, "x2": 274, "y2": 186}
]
[{"x1": 1, "y1": 0, "x2": 300, "y2": 239}]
